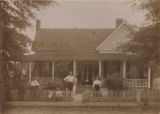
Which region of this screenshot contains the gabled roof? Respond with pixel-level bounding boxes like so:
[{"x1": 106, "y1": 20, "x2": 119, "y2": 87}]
[
  {"x1": 33, "y1": 28, "x2": 114, "y2": 52},
  {"x1": 96, "y1": 20, "x2": 135, "y2": 53}
]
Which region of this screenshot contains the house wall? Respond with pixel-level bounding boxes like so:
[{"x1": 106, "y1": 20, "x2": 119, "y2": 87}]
[{"x1": 97, "y1": 23, "x2": 133, "y2": 53}]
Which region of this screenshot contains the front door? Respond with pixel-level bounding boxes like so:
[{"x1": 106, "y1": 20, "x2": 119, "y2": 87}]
[
  {"x1": 83, "y1": 64, "x2": 92, "y2": 85},
  {"x1": 77, "y1": 61, "x2": 98, "y2": 85}
]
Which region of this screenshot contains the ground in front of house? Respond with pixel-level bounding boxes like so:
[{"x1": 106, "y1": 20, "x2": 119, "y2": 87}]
[{"x1": 3, "y1": 106, "x2": 160, "y2": 114}]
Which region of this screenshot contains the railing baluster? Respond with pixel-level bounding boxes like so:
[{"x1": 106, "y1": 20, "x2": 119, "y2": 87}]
[{"x1": 125, "y1": 79, "x2": 148, "y2": 88}]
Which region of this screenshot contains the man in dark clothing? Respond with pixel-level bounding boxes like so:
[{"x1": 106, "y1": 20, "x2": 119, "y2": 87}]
[{"x1": 17, "y1": 75, "x2": 25, "y2": 101}]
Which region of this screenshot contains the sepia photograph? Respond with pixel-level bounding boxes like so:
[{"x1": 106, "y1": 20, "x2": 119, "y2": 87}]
[{"x1": 1, "y1": 0, "x2": 160, "y2": 114}]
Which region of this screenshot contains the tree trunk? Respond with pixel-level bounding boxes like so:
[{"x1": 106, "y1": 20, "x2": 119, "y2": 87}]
[{"x1": 0, "y1": 1, "x2": 4, "y2": 103}]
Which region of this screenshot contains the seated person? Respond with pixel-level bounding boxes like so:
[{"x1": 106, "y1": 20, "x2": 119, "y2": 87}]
[
  {"x1": 48, "y1": 90, "x2": 53, "y2": 101},
  {"x1": 93, "y1": 77, "x2": 102, "y2": 97},
  {"x1": 55, "y1": 87, "x2": 63, "y2": 101}
]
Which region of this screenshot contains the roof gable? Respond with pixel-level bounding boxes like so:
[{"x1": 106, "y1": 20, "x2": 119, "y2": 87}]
[
  {"x1": 96, "y1": 20, "x2": 135, "y2": 53},
  {"x1": 33, "y1": 28, "x2": 114, "y2": 52}
]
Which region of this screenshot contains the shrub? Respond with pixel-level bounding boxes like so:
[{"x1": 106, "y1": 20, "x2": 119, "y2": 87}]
[
  {"x1": 47, "y1": 80, "x2": 66, "y2": 90},
  {"x1": 104, "y1": 77, "x2": 124, "y2": 91}
]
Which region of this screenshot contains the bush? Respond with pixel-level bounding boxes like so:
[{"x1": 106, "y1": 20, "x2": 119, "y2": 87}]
[
  {"x1": 104, "y1": 77, "x2": 124, "y2": 91},
  {"x1": 47, "y1": 80, "x2": 66, "y2": 90}
]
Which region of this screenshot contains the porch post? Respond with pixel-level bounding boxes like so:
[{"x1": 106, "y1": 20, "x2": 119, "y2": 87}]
[
  {"x1": 29, "y1": 62, "x2": 32, "y2": 82},
  {"x1": 21, "y1": 62, "x2": 23, "y2": 75},
  {"x1": 99, "y1": 60, "x2": 102, "y2": 78},
  {"x1": 21, "y1": 62, "x2": 24, "y2": 78},
  {"x1": 122, "y1": 61, "x2": 126, "y2": 79},
  {"x1": 148, "y1": 67, "x2": 151, "y2": 88},
  {"x1": 122, "y1": 60, "x2": 126, "y2": 98},
  {"x1": 52, "y1": 60, "x2": 54, "y2": 80},
  {"x1": 73, "y1": 60, "x2": 76, "y2": 76}
]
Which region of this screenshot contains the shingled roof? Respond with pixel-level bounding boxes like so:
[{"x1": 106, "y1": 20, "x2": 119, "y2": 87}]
[{"x1": 33, "y1": 28, "x2": 114, "y2": 52}]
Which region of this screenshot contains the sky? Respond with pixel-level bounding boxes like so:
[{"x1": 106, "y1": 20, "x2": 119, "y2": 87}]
[{"x1": 24, "y1": 0, "x2": 146, "y2": 40}]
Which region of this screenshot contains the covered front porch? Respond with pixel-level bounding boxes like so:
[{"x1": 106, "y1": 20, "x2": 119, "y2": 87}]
[
  {"x1": 6, "y1": 53, "x2": 153, "y2": 102},
  {"x1": 21, "y1": 56, "x2": 151, "y2": 88}
]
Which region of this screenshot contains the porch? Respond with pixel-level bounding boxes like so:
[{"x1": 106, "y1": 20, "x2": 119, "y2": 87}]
[{"x1": 16, "y1": 59, "x2": 151, "y2": 88}]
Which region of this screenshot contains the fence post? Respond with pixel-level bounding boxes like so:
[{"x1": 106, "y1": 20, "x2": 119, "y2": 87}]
[
  {"x1": 136, "y1": 89, "x2": 141, "y2": 104},
  {"x1": 122, "y1": 90, "x2": 126, "y2": 99},
  {"x1": 28, "y1": 62, "x2": 32, "y2": 82},
  {"x1": 148, "y1": 67, "x2": 151, "y2": 88}
]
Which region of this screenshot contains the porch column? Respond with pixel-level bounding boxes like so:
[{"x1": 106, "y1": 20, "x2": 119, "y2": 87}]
[
  {"x1": 21, "y1": 62, "x2": 25, "y2": 78},
  {"x1": 148, "y1": 67, "x2": 151, "y2": 88},
  {"x1": 99, "y1": 60, "x2": 102, "y2": 78},
  {"x1": 29, "y1": 62, "x2": 32, "y2": 82},
  {"x1": 52, "y1": 60, "x2": 54, "y2": 80},
  {"x1": 73, "y1": 60, "x2": 77, "y2": 76},
  {"x1": 122, "y1": 61, "x2": 126, "y2": 79},
  {"x1": 122, "y1": 61, "x2": 127, "y2": 98},
  {"x1": 21, "y1": 62, "x2": 23, "y2": 75}
]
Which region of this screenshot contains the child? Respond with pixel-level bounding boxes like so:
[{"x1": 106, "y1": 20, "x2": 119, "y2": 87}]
[
  {"x1": 55, "y1": 87, "x2": 63, "y2": 101},
  {"x1": 48, "y1": 90, "x2": 53, "y2": 101}
]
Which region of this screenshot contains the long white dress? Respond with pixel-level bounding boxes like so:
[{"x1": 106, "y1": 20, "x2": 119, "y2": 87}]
[{"x1": 72, "y1": 77, "x2": 77, "y2": 95}]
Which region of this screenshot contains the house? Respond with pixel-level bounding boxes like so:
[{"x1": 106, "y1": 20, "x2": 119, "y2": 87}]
[{"x1": 22, "y1": 18, "x2": 151, "y2": 88}]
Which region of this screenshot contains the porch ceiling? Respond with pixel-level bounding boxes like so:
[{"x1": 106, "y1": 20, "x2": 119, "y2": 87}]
[{"x1": 24, "y1": 53, "x2": 135, "y2": 62}]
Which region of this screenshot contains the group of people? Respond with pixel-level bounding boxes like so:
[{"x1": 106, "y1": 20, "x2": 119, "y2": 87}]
[
  {"x1": 17, "y1": 76, "x2": 40, "y2": 100},
  {"x1": 16, "y1": 71, "x2": 102, "y2": 101},
  {"x1": 47, "y1": 71, "x2": 77, "y2": 101},
  {"x1": 64, "y1": 71, "x2": 102, "y2": 97}
]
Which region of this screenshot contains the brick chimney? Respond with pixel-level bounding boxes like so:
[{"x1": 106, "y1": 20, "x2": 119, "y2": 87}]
[
  {"x1": 116, "y1": 18, "x2": 123, "y2": 28},
  {"x1": 36, "y1": 19, "x2": 41, "y2": 32}
]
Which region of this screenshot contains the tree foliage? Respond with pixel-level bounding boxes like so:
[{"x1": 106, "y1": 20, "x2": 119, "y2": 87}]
[
  {"x1": 123, "y1": 0, "x2": 160, "y2": 65},
  {"x1": 139, "y1": 0, "x2": 160, "y2": 23},
  {"x1": 0, "y1": 0, "x2": 54, "y2": 101},
  {"x1": 1, "y1": 0, "x2": 53, "y2": 30},
  {"x1": 0, "y1": 0, "x2": 53, "y2": 61},
  {"x1": 122, "y1": 0, "x2": 160, "y2": 77},
  {"x1": 2, "y1": 27, "x2": 32, "y2": 61}
]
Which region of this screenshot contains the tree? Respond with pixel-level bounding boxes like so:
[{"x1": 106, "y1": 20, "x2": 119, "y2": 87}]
[
  {"x1": 1, "y1": 0, "x2": 54, "y2": 60},
  {"x1": 2, "y1": 28, "x2": 32, "y2": 61},
  {"x1": 122, "y1": 0, "x2": 160, "y2": 80},
  {"x1": 0, "y1": 0, "x2": 54, "y2": 101}
]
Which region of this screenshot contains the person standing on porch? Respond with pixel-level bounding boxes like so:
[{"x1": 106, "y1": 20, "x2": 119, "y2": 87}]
[
  {"x1": 30, "y1": 77, "x2": 40, "y2": 100},
  {"x1": 17, "y1": 74, "x2": 26, "y2": 101},
  {"x1": 64, "y1": 71, "x2": 77, "y2": 96},
  {"x1": 72, "y1": 75, "x2": 77, "y2": 95},
  {"x1": 93, "y1": 77, "x2": 102, "y2": 97}
]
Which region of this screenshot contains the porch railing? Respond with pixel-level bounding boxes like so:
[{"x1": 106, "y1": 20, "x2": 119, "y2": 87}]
[
  {"x1": 125, "y1": 79, "x2": 148, "y2": 87},
  {"x1": 24, "y1": 76, "x2": 148, "y2": 88},
  {"x1": 88, "y1": 89, "x2": 160, "y2": 102}
]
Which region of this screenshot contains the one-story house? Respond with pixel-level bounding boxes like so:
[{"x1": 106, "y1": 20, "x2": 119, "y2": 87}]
[{"x1": 22, "y1": 18, "x2": 151, "y2": 88}]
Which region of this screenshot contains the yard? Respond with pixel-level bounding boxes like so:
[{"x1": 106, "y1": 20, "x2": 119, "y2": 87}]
[{"x1": 2, "y1": 106, "x2": 160, "y2": 114}]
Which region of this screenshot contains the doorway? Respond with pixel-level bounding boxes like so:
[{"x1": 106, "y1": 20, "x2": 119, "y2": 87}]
[{"x1": 77, "y1": 60, "x2": 98, "y2": 85}]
